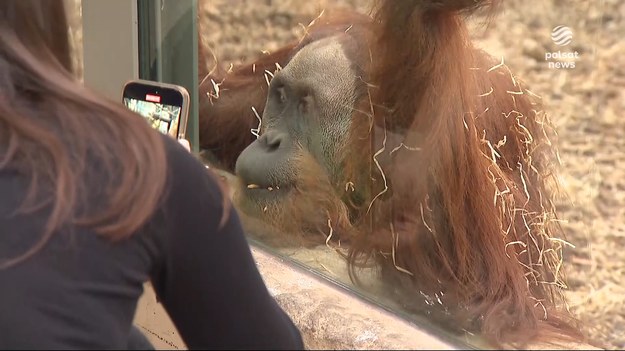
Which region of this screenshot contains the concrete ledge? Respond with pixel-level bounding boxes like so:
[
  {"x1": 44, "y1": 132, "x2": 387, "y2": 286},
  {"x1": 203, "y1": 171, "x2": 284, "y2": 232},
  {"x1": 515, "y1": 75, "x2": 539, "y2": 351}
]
[{"x1": 251, "y1": 247, "x2": 459, "y2": 350}]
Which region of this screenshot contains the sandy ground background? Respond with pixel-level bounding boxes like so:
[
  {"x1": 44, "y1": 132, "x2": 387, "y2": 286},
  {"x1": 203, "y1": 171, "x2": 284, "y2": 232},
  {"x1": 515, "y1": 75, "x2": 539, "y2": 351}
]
[{"x1": 66, "y1": 0, "x2": 624, "y2": 349}]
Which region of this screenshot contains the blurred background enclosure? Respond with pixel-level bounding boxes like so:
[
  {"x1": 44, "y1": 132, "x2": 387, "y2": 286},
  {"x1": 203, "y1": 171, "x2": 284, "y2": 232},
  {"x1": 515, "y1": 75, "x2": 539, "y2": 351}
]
[{"x1": 66, "y1": 0, "x2": 624, "y2": 349}]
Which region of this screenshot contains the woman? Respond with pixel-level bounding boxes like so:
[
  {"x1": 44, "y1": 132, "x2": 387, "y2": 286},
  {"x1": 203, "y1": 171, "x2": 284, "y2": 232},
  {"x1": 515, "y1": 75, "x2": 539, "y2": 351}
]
[{"x1": 0, "y1": 1, "x2": 304, "y2": 349}]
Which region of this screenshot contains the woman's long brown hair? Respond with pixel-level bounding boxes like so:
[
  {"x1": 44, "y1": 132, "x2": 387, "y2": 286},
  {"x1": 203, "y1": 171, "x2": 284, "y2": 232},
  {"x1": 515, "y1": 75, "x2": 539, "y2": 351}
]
[{"x1": 0, "y1": 0, "x2": 167, "y2": 268}]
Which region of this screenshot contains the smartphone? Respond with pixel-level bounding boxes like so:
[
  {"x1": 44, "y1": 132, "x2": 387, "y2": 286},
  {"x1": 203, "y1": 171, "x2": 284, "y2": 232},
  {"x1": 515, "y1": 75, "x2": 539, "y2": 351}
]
[{"x1": 122, "y1": 79, "x2": 190, "y2": 140}]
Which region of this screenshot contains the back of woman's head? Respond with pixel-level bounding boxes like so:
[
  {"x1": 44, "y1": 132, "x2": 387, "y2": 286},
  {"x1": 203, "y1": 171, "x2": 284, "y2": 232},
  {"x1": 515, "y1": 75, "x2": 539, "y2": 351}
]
[{"x1": 0, "y1": 0, "x2": 168, "y2": 267}]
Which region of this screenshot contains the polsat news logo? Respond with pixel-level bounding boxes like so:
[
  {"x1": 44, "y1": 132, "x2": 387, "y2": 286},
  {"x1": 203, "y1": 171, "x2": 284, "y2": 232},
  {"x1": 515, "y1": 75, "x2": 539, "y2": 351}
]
[
  {"x1": 551, "y1": 25, "x2": 573, "y2": 46},
  {"x1": 545, "y1": 25, "x2": 579, "y2": 69}
]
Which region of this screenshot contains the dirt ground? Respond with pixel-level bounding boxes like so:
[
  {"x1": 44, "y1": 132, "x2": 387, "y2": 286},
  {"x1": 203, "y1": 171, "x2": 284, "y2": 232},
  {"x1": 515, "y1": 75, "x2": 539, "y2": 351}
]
[{"x1": 67, "y1": 0, "x2": 624, "y2": 349}]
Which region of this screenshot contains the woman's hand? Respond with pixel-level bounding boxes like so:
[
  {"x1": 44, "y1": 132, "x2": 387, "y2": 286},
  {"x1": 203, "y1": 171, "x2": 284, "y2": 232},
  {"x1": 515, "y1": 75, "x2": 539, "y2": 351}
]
[{"x1": 177, "y1": 138, "x2": 191, "y2": 152}]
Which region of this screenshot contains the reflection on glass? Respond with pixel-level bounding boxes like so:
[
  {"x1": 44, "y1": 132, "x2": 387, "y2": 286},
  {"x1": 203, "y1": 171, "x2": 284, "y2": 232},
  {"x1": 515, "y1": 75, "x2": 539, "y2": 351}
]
[{"x1": 199, "y1": 0, "x2": 620, "y2": 350}]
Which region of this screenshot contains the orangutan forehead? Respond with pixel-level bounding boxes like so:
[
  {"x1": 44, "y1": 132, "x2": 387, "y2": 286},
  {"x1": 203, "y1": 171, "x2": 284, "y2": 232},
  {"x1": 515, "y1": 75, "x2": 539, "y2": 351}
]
[{"x1": 280, "y1": 35, "x2": 355, "y2": 90}]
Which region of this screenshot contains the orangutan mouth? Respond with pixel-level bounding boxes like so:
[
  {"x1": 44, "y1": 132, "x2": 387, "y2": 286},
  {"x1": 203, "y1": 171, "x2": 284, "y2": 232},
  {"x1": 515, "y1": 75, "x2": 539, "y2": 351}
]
[{"x1": 242, "y1": 182, "x2": 294, "y2": 199}]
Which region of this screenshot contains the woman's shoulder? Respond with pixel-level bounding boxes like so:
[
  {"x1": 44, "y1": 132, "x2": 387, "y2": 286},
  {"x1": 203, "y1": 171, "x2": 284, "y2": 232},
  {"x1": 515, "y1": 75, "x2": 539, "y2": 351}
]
[{"x1": 159, "y1": 134, "x2": 226, "y2": 213}]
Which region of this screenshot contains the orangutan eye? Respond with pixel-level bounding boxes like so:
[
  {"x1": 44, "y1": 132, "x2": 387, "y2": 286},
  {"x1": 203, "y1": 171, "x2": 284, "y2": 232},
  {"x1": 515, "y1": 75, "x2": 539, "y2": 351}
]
[
  {"x1": 299, "y1": 95, "x2": 313, "y2": 114},
  {"x1": 276, "y1": 86, "x2": 287, "y2": 104}
]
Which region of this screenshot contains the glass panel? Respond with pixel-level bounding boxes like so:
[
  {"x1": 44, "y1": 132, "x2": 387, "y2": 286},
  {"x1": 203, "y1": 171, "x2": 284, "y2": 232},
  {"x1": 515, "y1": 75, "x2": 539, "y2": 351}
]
[
  {"x1": 137, "y1": 0, "x2": 200, "y2": 152},
  {"x1": 71, "y1": 0, "x2": 620, "y2": 349},
  {"x1": 198, "y1": 0, "x2": 618, "y2": 350}
]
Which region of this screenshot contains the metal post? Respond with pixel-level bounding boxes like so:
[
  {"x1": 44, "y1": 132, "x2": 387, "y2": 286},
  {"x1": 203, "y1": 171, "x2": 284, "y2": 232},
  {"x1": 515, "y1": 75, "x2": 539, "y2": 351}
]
[{"x1": 137, "y1": 0, "x2": 199, "y2": 152}]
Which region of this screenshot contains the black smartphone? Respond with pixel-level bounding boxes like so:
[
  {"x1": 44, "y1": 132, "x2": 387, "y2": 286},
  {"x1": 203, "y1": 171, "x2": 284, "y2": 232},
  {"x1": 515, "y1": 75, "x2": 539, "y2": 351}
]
[{"x1": 121, "y1": 79, "x2": 190, "y2": 139}]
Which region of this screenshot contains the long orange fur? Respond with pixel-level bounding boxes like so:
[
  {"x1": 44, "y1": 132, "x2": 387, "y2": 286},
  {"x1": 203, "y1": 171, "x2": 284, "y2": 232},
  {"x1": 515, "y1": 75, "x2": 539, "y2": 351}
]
[{"x1": 198, "y1": 2, "x2": 584, "y2": 348}]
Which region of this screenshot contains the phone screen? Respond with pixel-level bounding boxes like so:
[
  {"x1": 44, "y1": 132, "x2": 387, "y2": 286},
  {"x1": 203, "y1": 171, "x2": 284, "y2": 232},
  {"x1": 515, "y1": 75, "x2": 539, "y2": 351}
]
[{"x1": 122, "y1": 81, "x2": 188, "y2": 139}]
